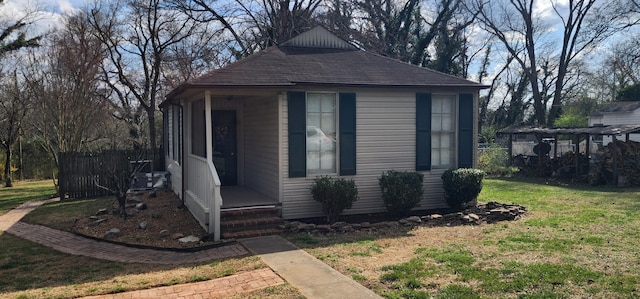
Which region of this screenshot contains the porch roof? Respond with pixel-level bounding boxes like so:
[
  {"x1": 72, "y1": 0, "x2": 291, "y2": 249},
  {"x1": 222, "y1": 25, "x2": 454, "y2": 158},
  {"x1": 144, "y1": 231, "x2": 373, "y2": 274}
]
[
  {"x1": 163, "y1": 45, "x2": 488, "y2": 103},
  {"x1": 498, "y1": 124, "x2": 640, "y2": 136}
]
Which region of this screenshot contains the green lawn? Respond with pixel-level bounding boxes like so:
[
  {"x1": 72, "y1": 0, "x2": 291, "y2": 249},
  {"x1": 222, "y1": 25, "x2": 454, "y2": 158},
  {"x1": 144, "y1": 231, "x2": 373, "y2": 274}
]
[
  {"x1": 0, "y1": 180, "x2": 56, "y2": 216},
  {"x1": 289, "y1": 178, "x2": 640, "y2": 298}
]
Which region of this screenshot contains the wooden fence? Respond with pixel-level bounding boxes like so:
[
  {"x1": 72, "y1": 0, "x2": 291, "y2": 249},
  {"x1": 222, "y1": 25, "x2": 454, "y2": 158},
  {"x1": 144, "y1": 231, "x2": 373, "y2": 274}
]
[{"x1": 58, "y1": 149, "x2": 164, "y2": 199}]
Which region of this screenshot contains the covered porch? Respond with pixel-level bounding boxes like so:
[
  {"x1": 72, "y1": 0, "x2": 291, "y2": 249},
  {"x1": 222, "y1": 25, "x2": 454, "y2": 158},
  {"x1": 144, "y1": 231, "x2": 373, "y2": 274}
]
[{"x1": 175, "y1": 89, "x2": 284, "y2": 240}]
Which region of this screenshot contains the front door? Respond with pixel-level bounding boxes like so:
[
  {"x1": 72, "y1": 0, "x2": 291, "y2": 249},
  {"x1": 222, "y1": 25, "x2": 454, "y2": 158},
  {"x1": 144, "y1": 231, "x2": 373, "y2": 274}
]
[{"x1": 212, "y1": 110, "x2": 237, "y2": 186}]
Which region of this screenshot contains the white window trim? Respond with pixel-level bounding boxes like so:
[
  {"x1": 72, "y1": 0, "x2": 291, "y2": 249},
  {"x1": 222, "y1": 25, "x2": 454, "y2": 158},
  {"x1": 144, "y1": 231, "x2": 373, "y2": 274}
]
[
  {"x1": 431, "y1": 93, "x2": 458, "y2": 169},
  {"x1": 305, "y1": 91, "x2": 340, "y2": 176}
]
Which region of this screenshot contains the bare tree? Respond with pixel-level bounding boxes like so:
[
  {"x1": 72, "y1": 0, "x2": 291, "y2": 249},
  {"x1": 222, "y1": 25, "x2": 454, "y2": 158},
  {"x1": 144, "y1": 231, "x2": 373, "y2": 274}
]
[
  {"x1": 0, "y1": 68, "x2": 30, "y2": 187},
  {"x1": 0, "y1": 0, "x2": 41, "y2": 187},
  {"x1": 472, "y1": 0, "x2": 628, "y2": 127},
  {"x1": 88, "y1": 0, "x2": 202, "y2": 150},
  {"x1": 174, "y1": 0, "x2": 324, "y2": 59},
  {"x1": 23, "y1": 13, "x2": 111, "y2": 191}
]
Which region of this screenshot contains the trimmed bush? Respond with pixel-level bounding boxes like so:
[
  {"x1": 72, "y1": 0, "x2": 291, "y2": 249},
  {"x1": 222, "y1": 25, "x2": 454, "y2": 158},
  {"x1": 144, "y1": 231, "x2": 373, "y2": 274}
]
[
  {"x1": 310, "y1": 176, "x2": 358, "y2": 223},
  {"x1": 441, "y1": 168, "x2": 485, "y2": 209},
  {"x1": 378, "y1": 170, "x2": 424, "y2": 218}
]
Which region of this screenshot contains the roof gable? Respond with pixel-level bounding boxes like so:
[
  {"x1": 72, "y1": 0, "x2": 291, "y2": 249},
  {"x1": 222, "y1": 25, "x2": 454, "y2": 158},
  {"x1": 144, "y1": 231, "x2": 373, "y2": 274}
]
[{"x1": 281, "y1": 26, "x2": 355, "y2": 49}]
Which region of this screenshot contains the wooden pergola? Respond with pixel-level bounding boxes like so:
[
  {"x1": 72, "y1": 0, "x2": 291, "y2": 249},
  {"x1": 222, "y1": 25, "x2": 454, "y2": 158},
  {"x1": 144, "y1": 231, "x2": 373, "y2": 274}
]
[{"x1": 498, "y1": 124, "x2": 640, "y2": 184}]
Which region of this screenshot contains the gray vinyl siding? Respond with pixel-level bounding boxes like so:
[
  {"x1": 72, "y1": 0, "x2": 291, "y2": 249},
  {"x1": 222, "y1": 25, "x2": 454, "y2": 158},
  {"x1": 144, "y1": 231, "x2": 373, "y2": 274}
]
[
  {"x1": 244, "y1": 97, "x2": 280, "y2": 200},
  {"x1": 281, "y1": 90, "x2": 456, "y2": 220}
]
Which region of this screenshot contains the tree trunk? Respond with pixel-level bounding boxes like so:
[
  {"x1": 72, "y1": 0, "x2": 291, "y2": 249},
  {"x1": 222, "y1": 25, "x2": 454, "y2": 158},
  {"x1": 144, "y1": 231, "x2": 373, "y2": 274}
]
[
  {"x1": 5, "y1": 145, "x2": 12, "y2": 187},
  {"x1": 148, "y1": 107, "x2": 156, "y2": 151}
]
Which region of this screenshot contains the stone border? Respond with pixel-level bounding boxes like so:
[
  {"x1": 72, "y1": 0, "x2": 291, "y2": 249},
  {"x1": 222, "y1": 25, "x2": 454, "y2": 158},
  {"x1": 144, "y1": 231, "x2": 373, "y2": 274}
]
[{"x1": 284, "y1": 202, "x2": 527, "y2": 234}]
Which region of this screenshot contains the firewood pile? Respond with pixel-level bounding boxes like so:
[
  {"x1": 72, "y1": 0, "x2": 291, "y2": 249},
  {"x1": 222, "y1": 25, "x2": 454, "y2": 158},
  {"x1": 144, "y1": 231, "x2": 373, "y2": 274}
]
[
  {"x1": 555, "y1": 151, "x2": 589, "y2": 178},
  {"x1": 592, "y1": 140, "x2": 640, "y2": 186}
]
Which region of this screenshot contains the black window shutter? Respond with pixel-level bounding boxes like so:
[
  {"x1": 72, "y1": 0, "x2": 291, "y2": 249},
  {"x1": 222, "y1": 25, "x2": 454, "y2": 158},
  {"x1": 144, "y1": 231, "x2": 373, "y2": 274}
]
[
  {"x1": 458, "y1": 93, "x2": 474, "y2": 168},
  {"x1": 416, "y1": 93, "x2": 431, "y2": 171},
  {"x1": 288, "y1": 91, "x2": 306, "y2": 177},
  {"x1": 339, "y1": 93, "x2": 356, "y2": 175}
]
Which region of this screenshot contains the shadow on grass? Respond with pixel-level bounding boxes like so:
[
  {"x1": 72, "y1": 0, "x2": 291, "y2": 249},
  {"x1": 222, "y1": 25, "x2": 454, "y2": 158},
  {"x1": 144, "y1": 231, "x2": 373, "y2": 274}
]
[{"x1": 0, "y1": 232, "x2": 253, "y2": 297}]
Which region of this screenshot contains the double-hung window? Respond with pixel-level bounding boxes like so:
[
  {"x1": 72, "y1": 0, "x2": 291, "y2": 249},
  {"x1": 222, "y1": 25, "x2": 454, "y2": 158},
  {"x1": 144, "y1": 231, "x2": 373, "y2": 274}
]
[
  {"x1": 288, "y1": 91, "x2": 356, "y2": 177},
  {"x1": 431, "y1": 94, "x2": 456, "y2": 169},
  {"x1": 416, "y1": 93, "x2": 474, "y2": 171},
  {"x1": 306, "y1": 93, "x2": 337, "y2": 175}
]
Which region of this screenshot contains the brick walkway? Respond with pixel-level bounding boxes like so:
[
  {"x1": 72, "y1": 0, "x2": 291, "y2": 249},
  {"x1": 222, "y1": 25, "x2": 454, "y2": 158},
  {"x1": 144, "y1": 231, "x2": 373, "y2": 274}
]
[
  {"x1": 0, "y1": 199, "x2": 285, "y2": 298},
  {"x1": 80, "y1": 268, "x2": 284, "y2": 299},
  {"x1": 7, "y1": 222, "x2": 249, "y2": 264}
]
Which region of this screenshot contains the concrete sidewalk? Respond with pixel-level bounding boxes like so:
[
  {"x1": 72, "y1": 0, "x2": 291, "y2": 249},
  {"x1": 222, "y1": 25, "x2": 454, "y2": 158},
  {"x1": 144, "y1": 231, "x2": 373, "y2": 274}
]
[{"x1": 241, "y1": 235, "x2": 382, "y2": 299}]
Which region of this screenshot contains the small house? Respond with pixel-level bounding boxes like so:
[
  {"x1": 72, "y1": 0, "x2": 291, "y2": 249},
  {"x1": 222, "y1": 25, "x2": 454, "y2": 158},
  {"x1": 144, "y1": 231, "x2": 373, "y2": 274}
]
[{"x1": 160, "y1": 26, "x2": 487, "y2": 240}]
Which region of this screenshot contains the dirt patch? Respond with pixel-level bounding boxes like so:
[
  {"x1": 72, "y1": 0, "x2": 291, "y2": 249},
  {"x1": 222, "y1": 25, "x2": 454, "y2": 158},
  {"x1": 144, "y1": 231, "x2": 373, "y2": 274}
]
[{"x1": 72, "y1": 190, "x2": 217, "y2": 249}]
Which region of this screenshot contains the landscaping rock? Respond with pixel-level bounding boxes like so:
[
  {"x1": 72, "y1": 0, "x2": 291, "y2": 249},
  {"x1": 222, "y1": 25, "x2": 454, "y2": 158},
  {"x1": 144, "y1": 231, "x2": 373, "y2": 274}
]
[
  {"x1": 89, "y1": 216, "x2": 99, "y2": 220},
  {"x1": 151, "y1": 213, "x2": 162, "y2": 219},
  {"x1": 281, "y1": 202, "x2": 527, "y2": 235},
  {"x1": 178, "y1": 235, "x2": 200, "y2": 243},
  {"x1": 89, "y1": 218, "x2": 107, "y2": 227},
  {"x1": 104, "y1": 228, "x2": 120, "y2": 239},
  {"x1": 139, "y1": 222, "x2": 148, "y2": 229},
  {"x1": 407, "y1": 216, "x2": 422, "y2": 224},
  {"x1": 172, "y1": 233, "x2": 185, "y2": 239},
  {"x1": 96, "y1": 208, "x2": 108, "y2": 216},
  {"x1": 159, "y1": 230, "x2": 170, "y2": 238},
  {"x1": 468, "y1": 213, "x2": 480, "y2": 221},
  {"x1": 338, "y1": 225, "x2": 354, "y2": 232},
  {"x1": 129, "y1": 196, "x2": 142, "y2": 203},
  {"x1": 135, "y1": 203, "x2": 147, "y2": 210},
  {"x1": 430, "y1": 214, "x2": 443, "y2": 220},
  {"x1": 316, "y1": 224, "x2": 332, "y2": 232},
  {"x1": 330, "y1": 221, "x2": 348, "y2": 229}
]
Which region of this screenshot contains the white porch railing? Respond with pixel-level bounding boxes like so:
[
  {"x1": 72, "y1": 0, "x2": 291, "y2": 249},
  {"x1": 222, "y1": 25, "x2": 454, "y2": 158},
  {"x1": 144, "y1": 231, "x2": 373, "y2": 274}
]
[{"x1": 185, "y1": 154, "x2": 222, "y2": 241}]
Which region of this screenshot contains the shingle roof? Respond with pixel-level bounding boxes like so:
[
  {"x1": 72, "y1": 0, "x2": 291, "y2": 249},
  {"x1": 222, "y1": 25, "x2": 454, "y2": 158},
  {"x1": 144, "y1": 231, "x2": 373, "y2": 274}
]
[
  {"x1": 590, "y1": 101, "x2": 640, "y2": 117},
  {"x1": 165, "y1": 26, "x2": 487, "y2": 100},
  {"x1": 498, "y1": 124, "x2": 640, "y2": 136}
]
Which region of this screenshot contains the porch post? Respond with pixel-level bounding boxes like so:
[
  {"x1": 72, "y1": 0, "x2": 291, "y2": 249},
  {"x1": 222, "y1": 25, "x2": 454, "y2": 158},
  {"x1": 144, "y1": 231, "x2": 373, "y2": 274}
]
[
  {"x1": 205, "y1": 91, "x2": 221, "y2": 240},
  {"x1": 205, "y1": 92, "x2": 213, "y2": 160}
]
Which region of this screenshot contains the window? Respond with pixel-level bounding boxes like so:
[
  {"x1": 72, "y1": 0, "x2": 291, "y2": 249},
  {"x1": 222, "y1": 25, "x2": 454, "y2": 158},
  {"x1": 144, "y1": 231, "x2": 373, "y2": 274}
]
[
  {"x1": 417, "y1": 93, "x2": 473, "y2": 171},
  {"x1": 288, "y1": 91, "x2": 356, "y2": 178},
  {"x1": 431, "y1": 95, "x2": 456, "y2": 168},
  {"x1": 306, "y1": 93, "x2": 337, "y2": 175}
]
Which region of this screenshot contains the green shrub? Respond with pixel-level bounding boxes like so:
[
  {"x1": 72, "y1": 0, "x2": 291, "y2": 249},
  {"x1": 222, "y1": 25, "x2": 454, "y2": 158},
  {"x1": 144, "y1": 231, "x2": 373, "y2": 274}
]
[
  {"x1": 478, "y1": 146, "x2": 519, "y2": 176},
  {"x1": 441, "y1": 168, "x2": 485, "y2": 210},
  {"x1": 378, "y1": 170, "x2": 424, "y2": 218},
  {"x1": 310, "y1": 176, "x2": 358, "y2": 223}
]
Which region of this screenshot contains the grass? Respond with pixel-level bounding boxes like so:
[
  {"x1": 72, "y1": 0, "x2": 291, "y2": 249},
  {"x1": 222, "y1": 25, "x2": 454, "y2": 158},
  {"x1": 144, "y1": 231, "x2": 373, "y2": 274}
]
[
  {"x1": 0, "y1": 181, "x2": 303, "y2": 299},
  {"x1": 0, "y1": 180, "x2": 56, "y2": 216},
  {"x1": 5, "y1": 177, "x2": 640, "y2": 298},
  {"x1": 21, "y1": 196, "x2": 114, "y2": 230},
  {"x1": 287, "y1": 177, "x2": 640, "y2": 298}
]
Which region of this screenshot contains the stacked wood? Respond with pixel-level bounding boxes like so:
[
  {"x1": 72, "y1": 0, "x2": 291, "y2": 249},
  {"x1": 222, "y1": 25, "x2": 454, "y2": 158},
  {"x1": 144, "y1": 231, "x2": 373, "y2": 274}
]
[
  {"x1": 554, "y1": 151, "x2": 589, "y2": 178},
  {"x1": 597, "y1": 140, "x2": 640, "y2": 186}
]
